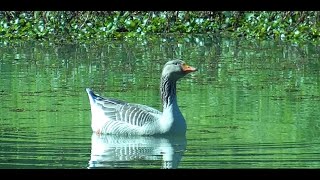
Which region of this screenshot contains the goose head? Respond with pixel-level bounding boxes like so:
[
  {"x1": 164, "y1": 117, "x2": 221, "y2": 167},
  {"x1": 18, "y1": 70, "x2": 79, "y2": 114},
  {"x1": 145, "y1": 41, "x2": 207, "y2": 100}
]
[
  {"x1": 161, "y1": 59, "x2": 197, "y2": 81},
  {"x1": 160, "y1": 59, "x2": 197, "y2": 108}
]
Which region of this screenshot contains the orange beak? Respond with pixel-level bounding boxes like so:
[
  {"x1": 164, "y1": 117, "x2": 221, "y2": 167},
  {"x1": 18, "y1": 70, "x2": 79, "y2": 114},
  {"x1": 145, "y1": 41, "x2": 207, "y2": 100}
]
[{"x1": 182, "y1": 64, "x2": 197, "y2": 73}]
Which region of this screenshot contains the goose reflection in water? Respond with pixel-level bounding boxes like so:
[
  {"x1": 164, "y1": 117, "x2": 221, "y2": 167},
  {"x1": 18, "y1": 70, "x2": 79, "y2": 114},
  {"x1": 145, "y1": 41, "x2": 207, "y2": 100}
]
[{"x1": 88, "y1": 133, "x2": 187, "y2": 169}]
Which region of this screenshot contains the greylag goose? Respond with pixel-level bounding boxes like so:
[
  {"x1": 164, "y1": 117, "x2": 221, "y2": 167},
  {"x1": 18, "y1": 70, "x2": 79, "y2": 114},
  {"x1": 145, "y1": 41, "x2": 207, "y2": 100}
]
[{"x1": 86, "y1": 59, "x2": 197, "y2": 136}]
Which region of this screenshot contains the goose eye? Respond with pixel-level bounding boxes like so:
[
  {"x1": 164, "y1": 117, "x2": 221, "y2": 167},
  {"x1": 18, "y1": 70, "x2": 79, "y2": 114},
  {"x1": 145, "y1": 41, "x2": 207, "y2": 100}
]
[{"x1": 173, "y1": 62, "x2": 179, "y2": 65}]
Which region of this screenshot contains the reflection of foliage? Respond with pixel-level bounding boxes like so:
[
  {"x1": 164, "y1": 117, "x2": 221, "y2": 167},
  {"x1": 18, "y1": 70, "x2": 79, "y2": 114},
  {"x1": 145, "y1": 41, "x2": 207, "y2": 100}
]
[
  {"x1": 1, "y1": 35, "x2": 319, "y2": 106},
  {"x1": 0, "y1": 11, "x2": 319, "y2": 44}
]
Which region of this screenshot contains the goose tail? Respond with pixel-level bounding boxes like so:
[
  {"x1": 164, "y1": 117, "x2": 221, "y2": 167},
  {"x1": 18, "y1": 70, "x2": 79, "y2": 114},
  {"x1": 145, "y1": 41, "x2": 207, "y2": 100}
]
[
  {"x1": 86, "y1": 88, "x2": 106, "y2": 133},
  {"x1": 86, "y1": 88, "x2": 98, "y2": 102}
]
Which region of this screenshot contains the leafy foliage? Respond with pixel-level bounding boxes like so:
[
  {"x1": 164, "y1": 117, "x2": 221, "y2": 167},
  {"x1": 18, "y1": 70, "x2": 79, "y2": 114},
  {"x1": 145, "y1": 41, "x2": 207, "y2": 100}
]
[{"x1": 0, "y1": 11, "x2": 319, "y2": 44}]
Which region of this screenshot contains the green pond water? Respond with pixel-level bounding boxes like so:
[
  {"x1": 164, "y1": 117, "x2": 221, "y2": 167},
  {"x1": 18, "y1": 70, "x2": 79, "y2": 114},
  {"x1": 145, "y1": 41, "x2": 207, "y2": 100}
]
[{"x1": 0, "y1": 35, "x2": 320, "y2": 168}]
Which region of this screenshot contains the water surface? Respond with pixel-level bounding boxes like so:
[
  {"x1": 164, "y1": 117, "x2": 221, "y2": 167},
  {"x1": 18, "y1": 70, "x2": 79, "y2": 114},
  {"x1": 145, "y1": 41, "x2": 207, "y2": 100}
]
[{"x1": 1, "y1": 36, "x2": 320, "y2": 168}]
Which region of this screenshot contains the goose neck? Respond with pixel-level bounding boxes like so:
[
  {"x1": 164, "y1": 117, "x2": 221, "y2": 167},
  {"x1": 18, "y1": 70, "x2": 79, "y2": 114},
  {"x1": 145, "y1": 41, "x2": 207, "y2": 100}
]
[{"x1": 160, "y1": 75, "x2": 177, "y2": 109}]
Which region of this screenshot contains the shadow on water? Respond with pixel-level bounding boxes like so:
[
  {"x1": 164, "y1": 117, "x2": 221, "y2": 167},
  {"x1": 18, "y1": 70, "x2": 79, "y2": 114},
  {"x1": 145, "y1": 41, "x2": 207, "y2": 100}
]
[{"x1": 88, "y1": 133, "x2": 187, "y2": 169}]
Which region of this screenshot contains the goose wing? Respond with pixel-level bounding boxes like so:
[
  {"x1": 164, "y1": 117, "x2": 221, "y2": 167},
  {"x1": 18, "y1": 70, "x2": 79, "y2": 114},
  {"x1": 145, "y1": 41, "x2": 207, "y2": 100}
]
[{"x1": 94, "y1": 96, "x2": 162, "y2": 127}]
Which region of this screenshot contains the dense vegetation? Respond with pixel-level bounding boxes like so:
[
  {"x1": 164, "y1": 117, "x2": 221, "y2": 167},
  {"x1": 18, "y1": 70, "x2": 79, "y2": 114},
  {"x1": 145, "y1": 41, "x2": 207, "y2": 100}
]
[{"x1": 0, "y1": 11, "x2": 319, "y2": 44}]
